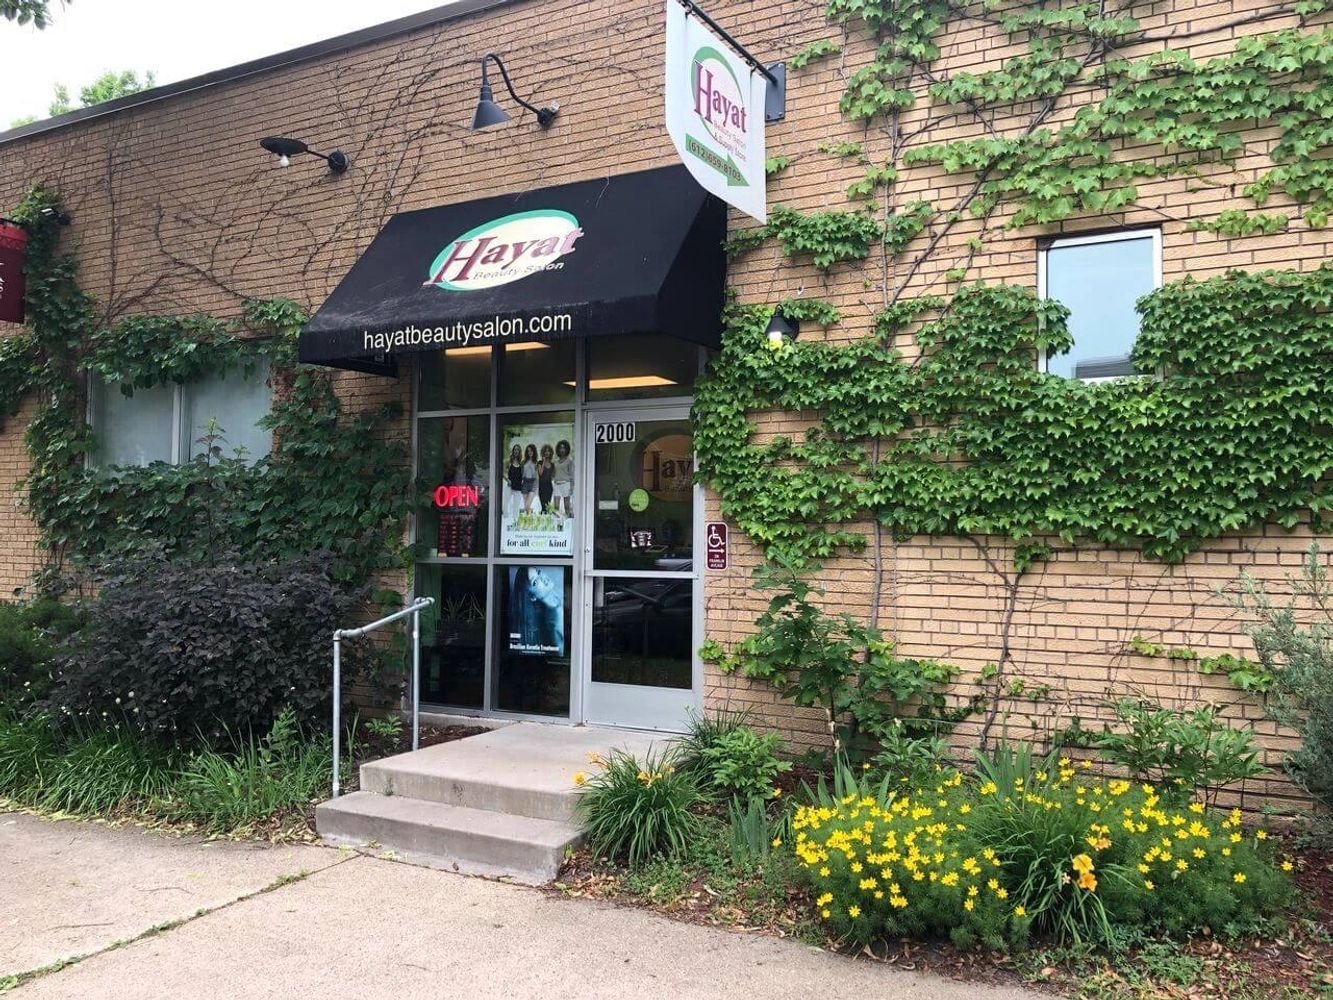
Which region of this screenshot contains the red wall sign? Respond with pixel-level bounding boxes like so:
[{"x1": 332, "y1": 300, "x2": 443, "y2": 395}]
[
  {"x1": 0, "y1": 222, "x2": 27, "y2": 326},
  {"x1": 706, "y1": 521, "x2": 728, "y2": 570}
]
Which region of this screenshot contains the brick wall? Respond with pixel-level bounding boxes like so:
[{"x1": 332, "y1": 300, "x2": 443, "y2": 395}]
[{"x1": 0, "y1": 0, "x2": 1326, "y2": 804}]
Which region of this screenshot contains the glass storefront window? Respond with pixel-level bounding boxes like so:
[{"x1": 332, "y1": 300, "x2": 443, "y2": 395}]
[
  {"x1": 592, "y1": 417, "x2": 694, "y2": 571},
  {"x1": 416, "y1": 415, "x2": 490, "y2": 558},
  {"x1": 494, "y1": 565, "x2": 570, "y2": 716},
  {"x1": 587, "y1": 334, "x2": 699, "y2": 400},
  {"x1": 496, "y1": 411, "x2": 576, "y2": 558},
  {"x1": 591, "y1": 577, "x2": 693, "y2": 688},
  {"x1": 417, "y1": 565, "x2": 487, "y2": 709},
  {"x1": 497, "y1": 340, "x2": 575, "y2": 406},
  {"x1": 419, "y1": 348, "x2": 491, "y2": 410}
]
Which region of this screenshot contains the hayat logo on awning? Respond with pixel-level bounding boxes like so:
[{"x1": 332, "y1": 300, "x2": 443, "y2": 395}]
[{"x1": 426, "y1": 209, "x2": 583, "y2": 292}]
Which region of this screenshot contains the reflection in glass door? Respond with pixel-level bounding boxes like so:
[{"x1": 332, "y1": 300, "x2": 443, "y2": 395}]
[{"x1": 582, "y1": 406, "x2": 700, "y2": 731}]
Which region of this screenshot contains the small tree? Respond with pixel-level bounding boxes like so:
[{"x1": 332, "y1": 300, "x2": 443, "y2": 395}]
[{"x1": 1230, "y1": 545, "x2": 1333, "y2": 833}]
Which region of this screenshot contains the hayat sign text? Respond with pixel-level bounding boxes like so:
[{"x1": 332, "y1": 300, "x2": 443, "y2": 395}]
[{"x1": 664, "y1": 0, "x2": 767, "y2": 223}]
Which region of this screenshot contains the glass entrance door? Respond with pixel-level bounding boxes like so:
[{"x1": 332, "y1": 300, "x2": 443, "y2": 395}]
[{"x1": 581, "y1": 405, "x2": 700, "y2": 731}]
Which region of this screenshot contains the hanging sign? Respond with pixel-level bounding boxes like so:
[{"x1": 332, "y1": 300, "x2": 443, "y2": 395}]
[
  {"x1": 664, "y1": 0, "x2": 767, "y2": 223},
  {"x1": 0, "y1": 222, "x2": 27, "y2": 326}
]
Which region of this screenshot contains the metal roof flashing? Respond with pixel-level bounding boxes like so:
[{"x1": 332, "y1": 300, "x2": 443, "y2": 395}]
[{"x1": 0, "y1": 0, "x2": 524, "y2": 147}]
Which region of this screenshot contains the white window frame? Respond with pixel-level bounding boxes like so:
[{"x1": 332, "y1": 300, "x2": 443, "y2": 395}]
[
  {"x1": 87, "y1": 365, "x2": 272, "y2": 471},
  {"x1": 1037, "y1": 227, "x2": 1162, "y2": 383}
]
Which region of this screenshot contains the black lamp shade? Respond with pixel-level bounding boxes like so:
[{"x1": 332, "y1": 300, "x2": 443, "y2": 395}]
[
  {"x1": 471, "y1": 83, "x2": 511, "y2": 130},
  {"x1": 259, "y1": 136, "x2": 309, "y2": 158},
  {"x1": 765, "y1": 310, "x2": 800, "y2": 341}
]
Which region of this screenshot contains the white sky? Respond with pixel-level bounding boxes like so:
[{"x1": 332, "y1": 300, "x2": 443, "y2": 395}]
[{"x1": 1, "y1": 0, "x2": 457, "y2": 125}]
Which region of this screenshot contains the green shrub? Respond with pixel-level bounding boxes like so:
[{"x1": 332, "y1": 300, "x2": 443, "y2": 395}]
[
  {"x1": 1093, "y1": 699, "x2": 1265, "y2": 802},
  {"x1": 727, "y1": 794, "x2": 791, "y2": 867},
  {"x1": 700, "y1": 557, "x2": 964, "y2": 756},
  {"x1": 1230, "y1": 546, "x2": 1333, "y2": 829},
  {"x1": 172, "y1": 709, "x2": 333, "y2": 832},
  {"x1": 46, "y1": 553, "x2": 364, "y2": 743},
  {"x1": 575, "y1": 748, "x2": 701, "y2": 868},
  {"x1": 870, "y1": 717, "x2": 953, "y2": 784},
  {"x1": 0, "y1": 597, "x2": 79, "y2": 707},
  {"x1": 697, "y1": 726, "x2": 792, "y2": 800},
  {"x1": 678, "y1": 706, "x2": 753, "y2": 770}
]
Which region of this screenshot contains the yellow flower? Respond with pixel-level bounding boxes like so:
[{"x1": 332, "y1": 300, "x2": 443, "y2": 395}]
[
  {"x1": 1144, "y1": 880, "x2": 1155, "y2": 891},
  {"x1": 637, "y1": 770, "x2": 650, "y2": 783},
  {"x1": 964, "y1": 899, "x2": 975, "y2": 912},
  {"x1": 821, "y1": 909, "x2": 830, "y2": 918},
  {"x1": 1014, "y1": 906, "x2": 1027, "y2": 918},
  {"x1": 772, "y1": 837, "x2": 783, "y2": 848},
  {"x1": 1281, "y1": 860, "x2": 1294, "y2": 872},
  {"x1": 995, "y1": 887, "x2": 1009, "y2": 900},
  {"x1": 1077, "y1": 872, "x2": 1098, "y2": 892},
  {"x1": 771, "y1": 788, "x2": 782, "y2": 798},
  {"x1": 1256, "y1": 829, "x2": 1268, "y2": 840},
  {"x1": 1071, "y1": 854, "x2": 1095, "y2": 875},
  {"x1": 1222, "y1": 848, "x2": 1232, "y2": 857},
  {"x1": 848, "y1": 905, "x2": 862, "y2": 918},
  {"x1": 1233, "y1": 872, "x2": 1246, "y2": 884},
  {"x1": 816, "y1": 892, "x2": 833, "y2": 906},
  {"x1": 573, "y1": 771, "x2": 587, "y2": 786},
  {"x1": 1192, "y1": 848, "x2": 1206, "y2": 860},
  {"x1": 819, "y1": 867, "x2": 830, "y2": 877}
]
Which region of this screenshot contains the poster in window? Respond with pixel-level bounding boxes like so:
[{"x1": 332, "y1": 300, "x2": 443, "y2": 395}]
[
  {"x1": 500, "y1": 420, "x2": 574, "y2": 556},
  {"x1": 506, "y1": 565, "x2": 566, "y2": 657}
]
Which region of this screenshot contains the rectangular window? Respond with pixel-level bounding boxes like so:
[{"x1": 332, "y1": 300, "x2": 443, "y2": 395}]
[
  {"x1": 1039, "y1": 230, "x2": 1160, "y2": 380},
  {"x1": 90, "y1": 362, "x2": 273, "y2": 470}
]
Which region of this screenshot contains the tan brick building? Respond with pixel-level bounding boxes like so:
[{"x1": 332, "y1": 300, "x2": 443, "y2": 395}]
[{"x1": 0, "y1": 0, "x2": 1326, "y2": 809}]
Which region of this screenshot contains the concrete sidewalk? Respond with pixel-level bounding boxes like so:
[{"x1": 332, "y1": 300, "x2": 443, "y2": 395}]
[{"x1": 1, "y1": 811, "x2": 1044, "y2": 1000}]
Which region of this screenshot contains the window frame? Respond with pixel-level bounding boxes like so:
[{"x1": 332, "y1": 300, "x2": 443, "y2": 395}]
[
  {"x1": 1036, "y1": 227, "x2": 1162, "y2": 383},
  {"x1": 86, "y1": 362, "x2": 273, "y2": 471}
]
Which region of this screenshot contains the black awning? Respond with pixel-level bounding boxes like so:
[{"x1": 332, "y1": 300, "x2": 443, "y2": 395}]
[{"x1": 299, "y1": 165, "x2": 726, "y2": 374}]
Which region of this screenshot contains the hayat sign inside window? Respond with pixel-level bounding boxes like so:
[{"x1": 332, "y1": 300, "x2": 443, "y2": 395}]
[
  {"x1": 664, "y1": 0, "x2": 767, "y2": 222},
  {"x1": 0, "y1": 221, "x2": 27, "y2": 326}
]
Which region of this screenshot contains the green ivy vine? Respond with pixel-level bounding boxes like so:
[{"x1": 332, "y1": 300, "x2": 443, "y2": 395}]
[
  {"x1": 696, "y1": 266, "x2": 1333, "y2": 565},
  {"x1": 701, "y1": 0, "x2": 1333, "y2": 572},
  {"x1": 2, "y1": 184, "x2": 411, "y2": 589}
]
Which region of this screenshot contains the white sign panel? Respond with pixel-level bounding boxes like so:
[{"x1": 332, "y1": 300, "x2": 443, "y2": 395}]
[{"x1": 664, "y1": 0, "x2": 767, "y2": 223}]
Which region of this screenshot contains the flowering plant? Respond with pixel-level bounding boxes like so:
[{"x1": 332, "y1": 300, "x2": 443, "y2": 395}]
[
  {"x1": 791, "y1": 749, "x2": 1292, "y2": 949},
  {"x1": 573, "y1": 747, "x2": 701, "y2": 869}
]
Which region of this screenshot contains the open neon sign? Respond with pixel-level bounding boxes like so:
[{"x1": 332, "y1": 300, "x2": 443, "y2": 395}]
[{"x1": 433, "y1": 484, "x2": 480, "y2": 509}]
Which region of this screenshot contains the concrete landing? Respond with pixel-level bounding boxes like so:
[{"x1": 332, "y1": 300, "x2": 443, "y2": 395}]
[{"x1": 316, "y1": 722, "x2": 665, "y2": 883}]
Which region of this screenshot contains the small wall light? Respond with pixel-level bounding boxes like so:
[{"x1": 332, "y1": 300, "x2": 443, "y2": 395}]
[
  {"x1": 765, "y1": 307, "x2": 800, "y2": 347},
  {"x1": 259, "y1": 136, "x2": 349, "y2": 174},
  {"x1": 471, "y1": 54, "x2": 559, "y2": 130}
]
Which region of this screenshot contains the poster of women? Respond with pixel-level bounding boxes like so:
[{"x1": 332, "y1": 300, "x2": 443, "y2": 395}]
[
  {"x1": 507, "y1": 566, "x2": 566, "y2": 656},
  {"x1": 500, "y1": 421, "x2": 575, "y2": 556}
]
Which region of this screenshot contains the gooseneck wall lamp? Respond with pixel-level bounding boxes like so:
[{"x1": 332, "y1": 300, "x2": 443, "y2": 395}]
[
  {"x1": 259, "y1": 136, "x2": 349, "y2": 174},
  {"x1": 471, "y1": 53, "x2": 559, "y2": 130}
]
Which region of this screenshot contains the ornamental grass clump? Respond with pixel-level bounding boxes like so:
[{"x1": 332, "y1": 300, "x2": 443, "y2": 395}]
[{"x1": 574, "y1": 747, "x2": 701, "y2": 869}]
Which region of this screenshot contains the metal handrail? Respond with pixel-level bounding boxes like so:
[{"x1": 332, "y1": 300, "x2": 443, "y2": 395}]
[{"x1": 331, "y1": 597, "x2": 435, "y2": 798}]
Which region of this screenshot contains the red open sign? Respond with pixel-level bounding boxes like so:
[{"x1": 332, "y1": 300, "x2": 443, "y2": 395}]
[
  {"x1": 0, "y1": 222, "x2": 27, "y2": 326},
  {"x1": 433, "y1": 484, "x2": 480, "y2": 509}
]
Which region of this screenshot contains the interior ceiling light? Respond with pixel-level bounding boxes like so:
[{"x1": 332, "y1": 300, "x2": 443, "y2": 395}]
[
  {"x1": 259, "y1": 136, "x2": 349, "y2": 174},
  {"x1": 564, "y1": 376, "x2": 678, "y2": 390},
  {"x1": 444, "y1": 342, "x2": 549, "y2": 357},
  {"x1": 471, "y1": 53, "x2": 559, "y2": 130}
]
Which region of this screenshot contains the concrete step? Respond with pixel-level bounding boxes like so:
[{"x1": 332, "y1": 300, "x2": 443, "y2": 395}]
[
  {"x1": 359, "y1": 724, "x2": 663, "y2": 823},
  {"x1": 315, "y1": 791, "x2": 582, "y2": 885}
]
